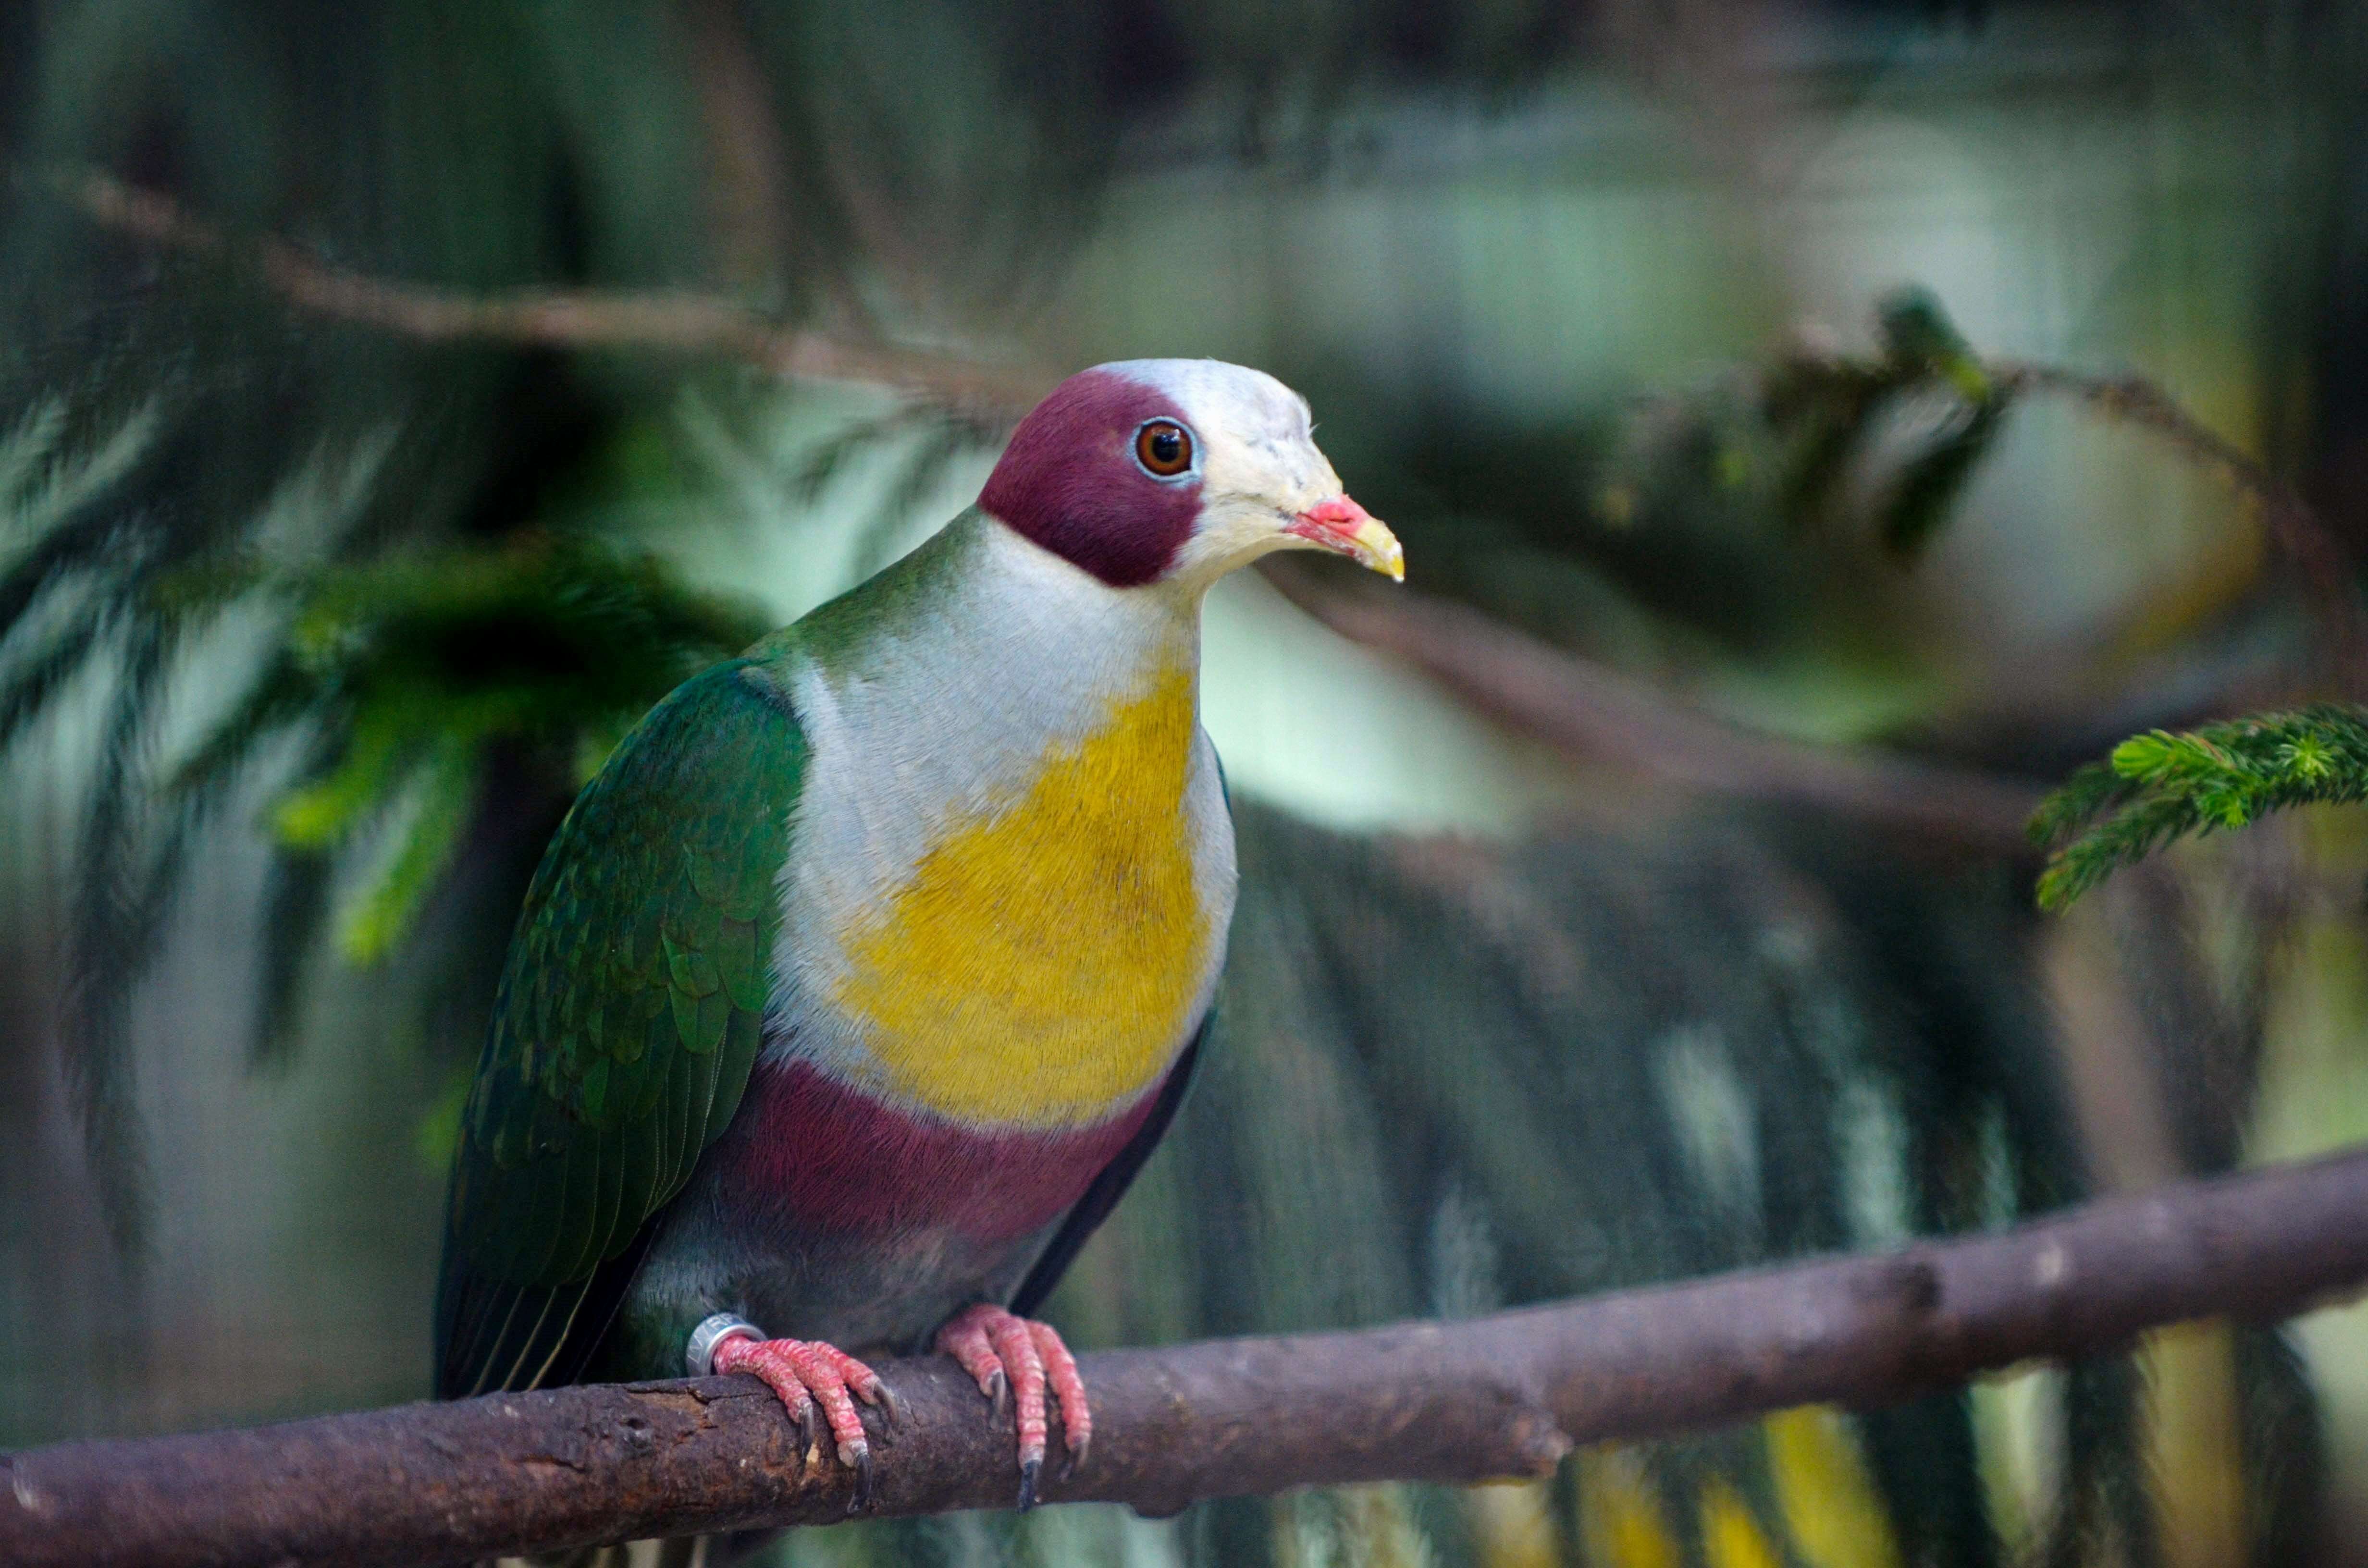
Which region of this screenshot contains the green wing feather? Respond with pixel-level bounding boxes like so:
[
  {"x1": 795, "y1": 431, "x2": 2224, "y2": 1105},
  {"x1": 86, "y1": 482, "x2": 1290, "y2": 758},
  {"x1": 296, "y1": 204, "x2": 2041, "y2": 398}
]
[{"x1": 433, "y1": 657, "x2": 804, "y2": 1398}]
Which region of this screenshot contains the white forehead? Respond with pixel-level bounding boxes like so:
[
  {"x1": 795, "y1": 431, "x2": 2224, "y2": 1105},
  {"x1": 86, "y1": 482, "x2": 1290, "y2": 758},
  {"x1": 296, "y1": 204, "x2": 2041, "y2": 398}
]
[{"x1": 1097, "y1": 358, "x2": 1312, "y2": 447}]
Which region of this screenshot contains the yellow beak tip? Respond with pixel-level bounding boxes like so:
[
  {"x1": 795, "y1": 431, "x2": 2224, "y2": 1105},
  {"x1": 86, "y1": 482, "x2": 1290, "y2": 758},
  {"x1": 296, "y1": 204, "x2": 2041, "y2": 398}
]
[{"x1": 1354, "y1": 520, "x2": 1406, "y2": 582}]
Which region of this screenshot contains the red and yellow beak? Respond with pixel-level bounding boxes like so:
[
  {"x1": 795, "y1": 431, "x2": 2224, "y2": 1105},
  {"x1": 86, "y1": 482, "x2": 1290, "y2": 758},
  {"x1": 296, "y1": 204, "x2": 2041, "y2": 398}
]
[{"x1": 1284, "y1": 495, "x2": 1405, "y2": 581}]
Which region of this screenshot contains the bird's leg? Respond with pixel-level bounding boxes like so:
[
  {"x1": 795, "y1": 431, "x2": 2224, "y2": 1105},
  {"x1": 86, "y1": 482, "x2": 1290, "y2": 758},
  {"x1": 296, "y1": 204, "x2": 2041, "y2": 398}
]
[
  {"x1": 709, "y1": 1334, "x2": 891, "y2": 1509},
  {"x1": 934, "y1": 1302, "x2": 1090, "y2": 1510}
]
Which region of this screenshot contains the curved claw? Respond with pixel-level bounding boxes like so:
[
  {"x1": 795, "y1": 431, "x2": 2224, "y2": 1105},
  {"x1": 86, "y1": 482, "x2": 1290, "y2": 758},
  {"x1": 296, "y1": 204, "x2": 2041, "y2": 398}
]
[
  {"x1": 710, "y1": 1334, "x2": 886, "y2": 1494},
  {"x1": 848, "y1": 1444, "x2": 876, "y2": 1515},
  {"x1": 935, "y1": 1303, "x2": 1093, "y2": 1511},
  {"x1": 873, "y1": 1377, "x2": 904, "y2": 1433},
  {"x1": 1059, "y1": 1434, "x2": 1090, "y2": 1482}
]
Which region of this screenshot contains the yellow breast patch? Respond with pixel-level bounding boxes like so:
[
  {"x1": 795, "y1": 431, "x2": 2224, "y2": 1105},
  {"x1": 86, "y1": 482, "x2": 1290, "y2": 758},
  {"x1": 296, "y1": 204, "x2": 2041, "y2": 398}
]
[{"x1": 832, "y1": 666, "x2": 1212, "y2": 1127}]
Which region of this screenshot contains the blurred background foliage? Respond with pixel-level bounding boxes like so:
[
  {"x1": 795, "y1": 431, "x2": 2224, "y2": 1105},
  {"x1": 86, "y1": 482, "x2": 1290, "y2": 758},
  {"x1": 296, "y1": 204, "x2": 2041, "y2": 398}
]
[{"x1": 8, "y1": 2, "x2": 2368, "y2": 1566}]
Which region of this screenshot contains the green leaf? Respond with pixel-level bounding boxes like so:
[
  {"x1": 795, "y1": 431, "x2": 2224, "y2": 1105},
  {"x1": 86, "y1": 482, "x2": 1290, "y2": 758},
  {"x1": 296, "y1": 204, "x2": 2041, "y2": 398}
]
[
  {"x1": 335, "y1": 739, "x2": 479, "y2": 962},
  {"x1": 1878, "y1": 393, "x2": 2011, "y2": 558},
  {"x1": 1878, "y1": 288, "x2": 1991, "y2": 402},
  {"x1": 271, "y1": 712, "x2": 408, "y2": 848},
  {"x1": 2034, "y1": 705, "x2": 2368, "y2": 909}
]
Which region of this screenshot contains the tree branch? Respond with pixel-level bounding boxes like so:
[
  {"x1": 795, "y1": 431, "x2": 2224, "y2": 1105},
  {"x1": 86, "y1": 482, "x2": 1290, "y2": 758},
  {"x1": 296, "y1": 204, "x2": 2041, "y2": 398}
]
[
  {"x1": 1261, "y1": 559, "x2": 2047, "y2": 851},
  {"x1": 29, "y1": 170, "x2": 2356, "y2": 826},
  {"x1": 1995, "y1": 360, "x2": 2368, "y2": 697},
  {"x1": 9, "y1": 1146, "x2": 2368, "y2": 1567},
  {"x1": 1261, "y1": 343, "x2": 2368, "y2": 845},
  {"x1": 27, "y1": 167, "x2": 1054, "y2": 422}
]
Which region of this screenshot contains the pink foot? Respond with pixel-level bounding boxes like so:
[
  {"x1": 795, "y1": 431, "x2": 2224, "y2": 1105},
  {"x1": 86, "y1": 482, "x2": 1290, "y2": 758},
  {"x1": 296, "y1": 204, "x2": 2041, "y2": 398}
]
[
  {"x1": 712, "y1": 1336, "x2": 896, "y2": 1508},
  {"x1": 934, "y1": 1302, "x2": 1090, "y2": 1510}
]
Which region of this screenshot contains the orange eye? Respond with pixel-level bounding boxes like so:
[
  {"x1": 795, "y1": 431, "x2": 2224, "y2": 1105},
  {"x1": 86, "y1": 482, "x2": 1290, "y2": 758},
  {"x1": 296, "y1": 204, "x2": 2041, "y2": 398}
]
[{"x1": 1135, "y1": 420, "x2": 1193, "y2": 477}]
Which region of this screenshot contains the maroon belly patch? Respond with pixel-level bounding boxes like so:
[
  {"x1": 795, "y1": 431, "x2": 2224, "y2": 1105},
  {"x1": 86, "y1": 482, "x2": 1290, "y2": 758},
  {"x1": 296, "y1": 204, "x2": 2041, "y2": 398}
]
[{"x1": 727, "y1": 1059, "x2": 1162, "y2": 1242}]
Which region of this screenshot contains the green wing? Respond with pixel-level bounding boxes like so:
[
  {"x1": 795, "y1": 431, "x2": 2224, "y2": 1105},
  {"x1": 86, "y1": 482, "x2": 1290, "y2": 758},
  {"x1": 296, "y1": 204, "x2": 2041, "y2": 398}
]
[{"x1": 433, "y1": 657, "x2": 804, "y2": 1398}]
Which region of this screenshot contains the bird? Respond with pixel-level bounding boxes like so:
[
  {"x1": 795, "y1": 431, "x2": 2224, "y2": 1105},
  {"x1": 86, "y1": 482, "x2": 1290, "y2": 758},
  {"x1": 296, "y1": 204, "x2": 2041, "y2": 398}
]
[{"x1": 432, "y1": 357, "x2": 1404, "y2": 1512}]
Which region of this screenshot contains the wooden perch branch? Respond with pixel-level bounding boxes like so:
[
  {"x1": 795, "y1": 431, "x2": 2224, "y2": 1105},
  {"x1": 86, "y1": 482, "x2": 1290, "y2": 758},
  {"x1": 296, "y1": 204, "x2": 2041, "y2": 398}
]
[
  {"x1": 1263, "y1": 560, "x2": 2047, "y2": 850},
  {"x1": 10, "y1": 1147, "x2": 2368, "y2": 1568}
]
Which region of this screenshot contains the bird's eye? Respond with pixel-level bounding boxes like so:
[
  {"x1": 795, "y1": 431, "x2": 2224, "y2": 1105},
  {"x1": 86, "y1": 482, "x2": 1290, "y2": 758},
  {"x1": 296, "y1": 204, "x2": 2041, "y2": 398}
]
[{"x1": 1135, "y1": 420, "x2": 1193, "y2": 478}]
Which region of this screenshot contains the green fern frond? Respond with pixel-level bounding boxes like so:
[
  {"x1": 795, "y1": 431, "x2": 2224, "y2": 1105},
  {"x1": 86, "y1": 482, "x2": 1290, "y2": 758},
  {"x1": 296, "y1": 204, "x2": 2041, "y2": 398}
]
[
  {"x1": 2023, "y1": 759, "x2": 2133, "y2": 849},
  {"x1": 162, "y1": 655, "x2": 316, "y2": 803},
  {"x1": 791, "y1": 412, "x2": 910, "y2": 504},
  {"x1": 270, "y1": 707, "x2": 415, "y2": 848},
  {"x1": 0, "y1": 609, "x2": 111, "y2": 752},
  {"x1": 172, "y1": 534, "x2": 774, "y2": 957},
  {"x1": 0, "y1": 399, "x2": 70, "y2": 507},
  {"x1": 335, "y1": 738, "x2": 479, "y2": 963},
  {"x1": 0, "y1": 397, "x2": 161, "y2": 555},
  {"x1": 2032, "y1": 706, "x2": 2368, "y2": 909}
]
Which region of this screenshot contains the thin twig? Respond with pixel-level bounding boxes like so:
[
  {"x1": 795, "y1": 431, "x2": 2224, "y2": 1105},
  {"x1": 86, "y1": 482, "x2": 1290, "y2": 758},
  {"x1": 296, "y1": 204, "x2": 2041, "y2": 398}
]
[
  {"x1": 8, "y1": 1146, "x2": 2368, "y2": 1567},
  {"x1": 30, "y1": 167, "x2": 1053, "y2": 422},
  {"x1": 1996, "y1": 360, "x2": 2368, "y2": 696},
  {"x1": 1269, "y1": 351, "x2": 2366, "y2": 839}
]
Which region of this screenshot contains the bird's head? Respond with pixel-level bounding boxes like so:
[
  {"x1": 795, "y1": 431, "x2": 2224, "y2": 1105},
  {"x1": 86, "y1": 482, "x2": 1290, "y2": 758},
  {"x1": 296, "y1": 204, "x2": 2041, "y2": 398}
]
[{"x1": 978, "y1": 359, "x2": 1404, "y2": 595}]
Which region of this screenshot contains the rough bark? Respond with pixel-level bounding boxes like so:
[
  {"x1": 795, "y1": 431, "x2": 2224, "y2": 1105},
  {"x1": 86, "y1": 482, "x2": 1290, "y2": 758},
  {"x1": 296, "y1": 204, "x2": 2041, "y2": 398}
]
[{"x1": 8, "y1": 1147, "x2": 2368, "y2": 1568}]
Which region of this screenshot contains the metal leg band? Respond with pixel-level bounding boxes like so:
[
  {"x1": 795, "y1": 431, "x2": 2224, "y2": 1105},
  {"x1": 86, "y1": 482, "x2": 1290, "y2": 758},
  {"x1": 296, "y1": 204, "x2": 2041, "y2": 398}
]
[{"x1": 686, "y1": 1312, "x2": 764, "y2": 1377}]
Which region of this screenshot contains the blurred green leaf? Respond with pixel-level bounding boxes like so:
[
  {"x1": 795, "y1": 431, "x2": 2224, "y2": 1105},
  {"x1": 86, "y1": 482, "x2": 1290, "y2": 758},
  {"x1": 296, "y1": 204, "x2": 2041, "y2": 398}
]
[
  {"x1": 334, "y1": 737, "x2": 478, "y2": 963},
  {"x1": 1611, "y1": 289, "x2": 2011, "y2": 564},
  {"x1": 160, "y1": 533, "x2": 771, "y2": 960},
  {"x1": 414, "y1": 1065, "x2": 472, "y2": 1177},
  {"x1": 1877, "y1": 287, "x2": 1993, "y2": 403},
  {"x1": 1878, "y1": 391, "x2": 2012, "y2": 557}
]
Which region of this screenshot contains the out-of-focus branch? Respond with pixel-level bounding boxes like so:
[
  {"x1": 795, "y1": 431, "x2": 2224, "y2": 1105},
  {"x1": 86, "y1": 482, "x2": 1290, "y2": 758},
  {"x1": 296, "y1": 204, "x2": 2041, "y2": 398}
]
[
  {"x1": 684, "y1": 0, "x2": 796, "y2": 291},
  {"x1": 9, "y1": 1147, "x2": 2368, "y2": 1568},
  {"x1": 51, "y1": 160, "x2": 2345, "y2": 698},
  {"x1": 1270, "y1": 348, "x2": 2366, "y2": 843},
  {"x1": 33, "y1": 167, "x2": 1053, "y2": 421},
  {"x1": 38, "y1": 179, "x2": 2347, "y2": 832},
  {"x1": 1995, "y1": 360, "x2": 2368, "y2": 697},
  {"x1": 1264, "y1": 559, "x2": 2046, "y2": 850}
]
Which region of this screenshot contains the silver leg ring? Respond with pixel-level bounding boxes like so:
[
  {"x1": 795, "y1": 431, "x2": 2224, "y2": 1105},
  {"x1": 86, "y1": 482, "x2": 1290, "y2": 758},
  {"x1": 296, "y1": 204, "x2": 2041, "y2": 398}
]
[{"x1": 687, "y1": 1312, "x2": 764, "y2": 1377}]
